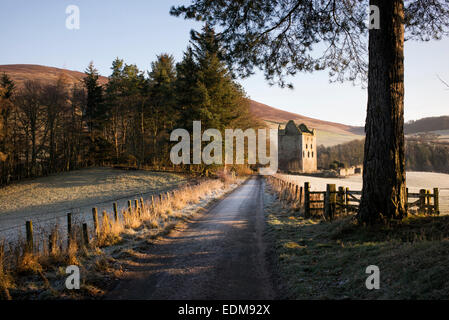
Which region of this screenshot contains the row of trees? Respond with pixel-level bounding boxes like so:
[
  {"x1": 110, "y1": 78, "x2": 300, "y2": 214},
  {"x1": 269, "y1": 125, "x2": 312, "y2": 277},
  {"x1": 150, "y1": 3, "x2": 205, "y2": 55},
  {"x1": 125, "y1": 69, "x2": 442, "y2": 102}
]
[
  {"x1": 0, "y1": 74, "x2": 89, "y2": 185},
  {"x1": 406, "y1": 141, "x2": 449, "y2": 173},
  {"x1": 0, "y1": 26, "x2": 257, "y2": 186},
  {"x1": 318, "y1": 139, "x2": 449, "y2": 174},
  {"x1": 317, "y1": 140, "x2": 365, "y2": 170}
]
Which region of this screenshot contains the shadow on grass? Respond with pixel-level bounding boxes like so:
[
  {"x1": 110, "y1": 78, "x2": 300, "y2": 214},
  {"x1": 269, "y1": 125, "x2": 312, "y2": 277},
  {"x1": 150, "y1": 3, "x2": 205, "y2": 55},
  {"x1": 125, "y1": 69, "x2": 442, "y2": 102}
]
[{"x1": 264, "y1": 191, "x2": 449, "y2": 300}]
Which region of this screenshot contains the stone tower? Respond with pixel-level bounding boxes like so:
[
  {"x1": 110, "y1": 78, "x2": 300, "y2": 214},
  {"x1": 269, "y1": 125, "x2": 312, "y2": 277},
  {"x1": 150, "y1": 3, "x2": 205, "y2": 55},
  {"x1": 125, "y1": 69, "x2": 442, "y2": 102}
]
[{"x1": 278, "y1": 120, "x2": 317, "y2": 173}]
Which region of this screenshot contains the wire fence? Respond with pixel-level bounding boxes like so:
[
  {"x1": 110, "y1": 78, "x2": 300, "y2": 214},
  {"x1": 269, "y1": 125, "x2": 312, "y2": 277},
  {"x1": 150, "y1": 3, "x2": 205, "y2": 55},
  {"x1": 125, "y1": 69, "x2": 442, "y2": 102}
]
[{"x1": 0, "y1": 178, "x2": 194, "y2": 243}]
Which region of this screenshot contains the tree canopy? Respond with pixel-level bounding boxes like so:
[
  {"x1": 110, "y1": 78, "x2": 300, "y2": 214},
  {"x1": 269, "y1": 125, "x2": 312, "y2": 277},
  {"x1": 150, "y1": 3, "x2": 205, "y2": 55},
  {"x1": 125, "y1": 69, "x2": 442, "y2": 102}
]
[{"x1": 171, "y1": 1, "x2": 449, "y2": 87}]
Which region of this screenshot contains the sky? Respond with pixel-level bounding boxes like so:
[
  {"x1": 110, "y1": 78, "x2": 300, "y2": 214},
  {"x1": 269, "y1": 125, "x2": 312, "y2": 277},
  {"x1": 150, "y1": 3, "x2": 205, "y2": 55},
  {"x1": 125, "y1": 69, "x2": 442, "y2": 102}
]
[{"x1": 0, "y1": 0, "x2": 448, "y2": 127}]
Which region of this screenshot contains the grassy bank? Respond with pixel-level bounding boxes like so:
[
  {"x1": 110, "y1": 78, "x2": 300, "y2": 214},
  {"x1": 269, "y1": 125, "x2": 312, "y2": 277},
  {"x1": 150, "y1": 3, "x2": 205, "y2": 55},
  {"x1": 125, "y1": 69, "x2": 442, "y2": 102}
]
[{"x1": 264, "y1": 183, "x2": 449, "y2": 299}]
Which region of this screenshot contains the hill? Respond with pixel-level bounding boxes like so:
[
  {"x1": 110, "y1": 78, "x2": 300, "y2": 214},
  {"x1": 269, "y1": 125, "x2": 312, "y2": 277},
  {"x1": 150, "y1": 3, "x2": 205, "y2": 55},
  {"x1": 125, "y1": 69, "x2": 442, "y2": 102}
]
[
  {"x1": 248, "y1": 100, "x2": 365, "y2": 146},
  {"x1": 0, "y1": 64, "x2": 108, "y2": 88},
  {"x1": 405, "y1": 116, "x2": 449, "y2": 135}
]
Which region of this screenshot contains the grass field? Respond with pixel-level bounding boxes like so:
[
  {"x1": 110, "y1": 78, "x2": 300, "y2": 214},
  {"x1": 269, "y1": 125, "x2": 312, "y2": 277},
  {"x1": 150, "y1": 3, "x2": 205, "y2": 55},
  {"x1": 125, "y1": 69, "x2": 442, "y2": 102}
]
[
  {"x1": 264, "y1": 184, "x2": 449, "y2": 299},
  {"x1": 315, "y1": 130, "x2": 364, "y2": 147},
  {"x1": 0, "y1": 168, "x2": 187, "y2": 242}
]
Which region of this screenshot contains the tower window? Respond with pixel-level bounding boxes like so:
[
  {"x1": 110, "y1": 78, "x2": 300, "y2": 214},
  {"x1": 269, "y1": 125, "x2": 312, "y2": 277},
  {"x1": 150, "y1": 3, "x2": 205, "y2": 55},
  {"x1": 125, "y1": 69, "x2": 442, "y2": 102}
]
[{"x1": 308, "y1": 151, "x2": 310, "y2": 158}]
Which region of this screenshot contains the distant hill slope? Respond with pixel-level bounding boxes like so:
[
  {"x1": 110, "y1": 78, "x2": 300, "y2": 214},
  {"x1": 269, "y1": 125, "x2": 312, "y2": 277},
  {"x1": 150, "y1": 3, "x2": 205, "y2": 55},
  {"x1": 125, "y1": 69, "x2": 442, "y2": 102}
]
[
  {"x1": 0, "y1": 64, "x2": 108, "y2": 87},
  {"x1": 248, "y1": 100, "x2": 365, "y2": 146},
  {"x1": 405, "y1": 116, "x2": 449, "y2": 134}
]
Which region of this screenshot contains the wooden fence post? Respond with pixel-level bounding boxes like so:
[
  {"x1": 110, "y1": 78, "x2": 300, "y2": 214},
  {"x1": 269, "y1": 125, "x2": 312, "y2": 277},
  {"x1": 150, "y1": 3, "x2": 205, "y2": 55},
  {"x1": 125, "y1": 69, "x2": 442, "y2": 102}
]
[
  {"x1": 344, "y1": 187, "x2": 350, "y2": 213},
  {"x1": 92, "y1": 207, "x2": 99, "y2": 235},
  {"x1": 48, "y1": 232, "x2": 55, "y2": 254},
  {"x1": 128, "y1": 200, "x2": 132, "y2": 214},
  {"x1": 419, "y1": 189, "x2": 426, "y2": 214},
  {"x1": 338, "y1": 187, "x2": 345, "y2": 214},
  {"x1": 325, "y1": 184, "x2": 336, "y2": 220},
  {"x1": 405, "y1": 188, "x2": 409, "y2": 213},
  {"x1": 113, "y1": 202, "x2": 118, "y2": 222},
  {"x1": 304, "y1": 182, "x2": 310, "y2": 217},
  {"x1": 67, "y1": 212, "x2": 72, "y2": 246},
  {"x1": 26, "y1": 220, "x2": 33, "y2": 252},
  {"x1": 330, "y1": 184, "x2": 337, "y2": 218},
  {"x1": 82, "y1": 223, "x2": 89, "y2": 247},
  {"x1": 299, "y1": 186, "x2": 303, "y2": 205},
  {"x1": 427, "y1": 190, "x2": 432, "y2": 214},
  {"x1": 434, "y1": 188, "x2": 440, "y2": 215}
]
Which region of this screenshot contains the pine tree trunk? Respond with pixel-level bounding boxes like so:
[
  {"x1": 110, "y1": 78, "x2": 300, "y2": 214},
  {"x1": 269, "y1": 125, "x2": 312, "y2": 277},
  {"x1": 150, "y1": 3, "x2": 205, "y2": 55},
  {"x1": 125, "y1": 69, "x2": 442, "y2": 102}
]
[{"x1": 359, "y1": 0, "x2": 406, "y2": 224}]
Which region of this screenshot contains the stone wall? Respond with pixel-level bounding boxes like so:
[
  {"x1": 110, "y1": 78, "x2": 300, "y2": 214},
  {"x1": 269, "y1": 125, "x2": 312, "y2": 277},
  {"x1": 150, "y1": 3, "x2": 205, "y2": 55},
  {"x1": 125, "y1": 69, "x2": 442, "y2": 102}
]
[
  {"x1": 338, "y1": 165, "x2": 363, "y2": 176},
  {"x1": 301, "y1": 133, "x2": 317, "y2": 173}
]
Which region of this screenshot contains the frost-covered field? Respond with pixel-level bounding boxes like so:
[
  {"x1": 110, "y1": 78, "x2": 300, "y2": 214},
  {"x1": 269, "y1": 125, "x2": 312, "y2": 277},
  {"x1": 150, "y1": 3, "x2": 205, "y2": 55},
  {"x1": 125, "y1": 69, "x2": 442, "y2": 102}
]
[
  {"x1": 0, "y1": 168, "x2": 187, "y2": 241},
  {"x1": 279, "y1": 171, "x2": 449, "y2": 214}
]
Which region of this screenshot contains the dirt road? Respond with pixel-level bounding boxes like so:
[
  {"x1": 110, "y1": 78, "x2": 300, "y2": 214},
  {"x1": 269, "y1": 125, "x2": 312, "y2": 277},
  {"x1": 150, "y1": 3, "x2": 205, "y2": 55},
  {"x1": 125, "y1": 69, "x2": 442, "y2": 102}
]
[{"x1": 106, "y1": 176, "x2": 275, "y2": 300}]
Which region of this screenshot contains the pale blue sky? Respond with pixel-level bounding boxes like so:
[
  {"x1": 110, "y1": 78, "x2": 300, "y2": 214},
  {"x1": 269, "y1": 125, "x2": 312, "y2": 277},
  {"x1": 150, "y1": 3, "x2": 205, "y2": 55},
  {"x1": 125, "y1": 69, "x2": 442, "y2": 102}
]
[{"x1": 0, "y1": 0, "x2": 448, "y2": 126}]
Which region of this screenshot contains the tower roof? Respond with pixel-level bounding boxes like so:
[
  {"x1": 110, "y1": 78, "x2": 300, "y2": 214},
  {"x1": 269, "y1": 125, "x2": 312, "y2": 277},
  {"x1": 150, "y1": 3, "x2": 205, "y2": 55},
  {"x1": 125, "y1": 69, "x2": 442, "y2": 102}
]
[{"x1": 278, "y1": 120, "x2": 315, "y2": 135}]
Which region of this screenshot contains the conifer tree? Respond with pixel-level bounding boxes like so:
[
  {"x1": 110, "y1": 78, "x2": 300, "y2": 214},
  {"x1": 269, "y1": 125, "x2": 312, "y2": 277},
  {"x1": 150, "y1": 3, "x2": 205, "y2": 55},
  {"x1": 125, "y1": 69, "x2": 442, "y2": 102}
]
[
  {"x1": 176, "y1": 26, "x2": 250, "y2": 131},
  {"x1": 148, "y1": 54, "x2": 177, "y2": 163},
  {"x1": 82, "y1": 62, "x2": 104, "y2": 133}
]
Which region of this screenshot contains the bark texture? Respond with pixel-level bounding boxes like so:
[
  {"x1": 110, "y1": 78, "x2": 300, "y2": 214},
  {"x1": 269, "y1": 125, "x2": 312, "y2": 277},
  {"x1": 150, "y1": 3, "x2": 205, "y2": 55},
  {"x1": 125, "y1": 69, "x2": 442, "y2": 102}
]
[{"x1": 359, "y1": 0, "x2": 406, "y2": 224}]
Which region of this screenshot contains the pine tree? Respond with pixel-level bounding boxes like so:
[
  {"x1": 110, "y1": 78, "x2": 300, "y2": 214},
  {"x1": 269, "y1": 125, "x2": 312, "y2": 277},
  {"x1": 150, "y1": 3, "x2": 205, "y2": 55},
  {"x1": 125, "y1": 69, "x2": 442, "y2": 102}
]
[
  {"x1": 147, "y1": 54, "x2": 177, "y2": 164},
  {"x1": 175, "y1": 47, "x2": 204, "y2": 131},
  {"x1": 176, "y1": 26, "x2": 251, "y2": 132},
  {"x1": 82, "y1": 62, "x2": 104, "y2": 133}
]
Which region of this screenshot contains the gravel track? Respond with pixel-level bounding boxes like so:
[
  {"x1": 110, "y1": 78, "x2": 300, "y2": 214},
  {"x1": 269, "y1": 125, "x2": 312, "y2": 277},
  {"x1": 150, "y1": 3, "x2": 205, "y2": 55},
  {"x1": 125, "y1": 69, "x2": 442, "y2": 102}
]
[{"x1": 106, "y1": 176, "x2": 275, "y2": 300}]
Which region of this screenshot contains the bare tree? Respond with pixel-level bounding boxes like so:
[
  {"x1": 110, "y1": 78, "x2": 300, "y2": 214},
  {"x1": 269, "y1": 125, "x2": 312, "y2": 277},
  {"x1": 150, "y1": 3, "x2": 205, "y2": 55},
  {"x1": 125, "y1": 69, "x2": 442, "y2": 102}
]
[{"x1": 15, "y1": 81, "x2": 48, "y2": 176}]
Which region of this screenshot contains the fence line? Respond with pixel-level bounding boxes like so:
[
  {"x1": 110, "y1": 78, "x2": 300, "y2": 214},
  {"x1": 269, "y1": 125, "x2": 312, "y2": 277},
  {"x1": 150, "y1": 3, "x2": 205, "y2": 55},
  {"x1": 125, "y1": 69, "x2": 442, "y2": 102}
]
[
  {"x1": 21, "y1": 183, "x2": 200, "y2": 253},
  {"x1": 0, "y1": 178, "x2": 195, "y2": 236},
  {"x1": 266, "y1": 175, "x2": 440, "y2": 220}
]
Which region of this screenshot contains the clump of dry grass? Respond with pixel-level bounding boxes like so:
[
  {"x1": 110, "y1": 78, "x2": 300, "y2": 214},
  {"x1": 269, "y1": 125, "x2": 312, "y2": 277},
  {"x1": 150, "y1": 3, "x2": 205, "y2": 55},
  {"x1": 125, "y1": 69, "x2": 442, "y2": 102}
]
[
  {"x1": 266, "y1": 175, "x2": 304, "y2": 212},
  {"x1": 233, "y1": 165, "x2": 254, "y2": 177},
  {"x1": 0, "y1": 241, "x2": 13, "y2": 300}
]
